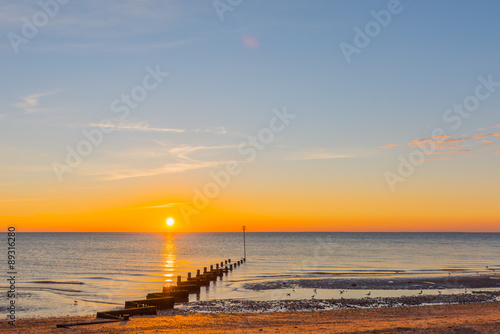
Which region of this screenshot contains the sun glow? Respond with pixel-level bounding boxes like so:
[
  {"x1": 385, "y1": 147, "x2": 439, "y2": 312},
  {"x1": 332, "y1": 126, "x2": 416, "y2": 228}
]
[{"x1": 166, "y1": 217, "x2": 175, "y2": 226}]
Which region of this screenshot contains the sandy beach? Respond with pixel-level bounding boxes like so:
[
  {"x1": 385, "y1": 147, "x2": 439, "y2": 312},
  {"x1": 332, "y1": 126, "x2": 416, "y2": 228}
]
[{"x1": 2, "y1": 302, "x2": 499, "y2": 333}]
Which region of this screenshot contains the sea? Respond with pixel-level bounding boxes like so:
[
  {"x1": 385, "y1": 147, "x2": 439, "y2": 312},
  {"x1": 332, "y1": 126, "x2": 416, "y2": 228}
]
[{"x1": 1, "y1": 232, "x2": 499, "y2": 317}]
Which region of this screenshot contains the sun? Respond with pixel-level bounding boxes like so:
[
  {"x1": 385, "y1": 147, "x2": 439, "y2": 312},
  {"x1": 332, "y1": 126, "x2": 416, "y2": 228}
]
[{"x1": 166, "y1": 217, "x2": 175, "y2": 227}]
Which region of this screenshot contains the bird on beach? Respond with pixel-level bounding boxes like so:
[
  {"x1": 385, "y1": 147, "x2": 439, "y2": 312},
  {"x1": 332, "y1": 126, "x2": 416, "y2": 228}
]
[
  {"x1": 74, "y1": 300, "x2": 78, "y2": 305},
  {"x1": 313, "y1": 288, "x2": 317, "y2": 293},
  {"x1": 339, "y1": 290, "x2": 344, "y2": 295},
  {"x1": 286, "y1": 293, "x2": 291, "y2": 297},
  {"x1": 366, "y1": 291, "x2": 371, "y2": 296},
  {"x1": 418, "y1": 290, "x2": 423, "y2": 295}
]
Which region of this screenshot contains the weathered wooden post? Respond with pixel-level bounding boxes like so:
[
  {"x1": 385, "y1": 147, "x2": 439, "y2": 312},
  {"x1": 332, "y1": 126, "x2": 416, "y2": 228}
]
[
  {"x1": 177, "y1": 276, "x2": 181, "y2": 286},
  {"x1": 243, "y1": 225, "x2": 246, "y2": 260}
]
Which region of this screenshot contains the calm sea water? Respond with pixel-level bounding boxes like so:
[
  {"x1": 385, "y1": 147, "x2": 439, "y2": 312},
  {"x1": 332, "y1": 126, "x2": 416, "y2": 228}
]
[{"x1": 1, "y1": 232, "x2": 499, "y2": 317}]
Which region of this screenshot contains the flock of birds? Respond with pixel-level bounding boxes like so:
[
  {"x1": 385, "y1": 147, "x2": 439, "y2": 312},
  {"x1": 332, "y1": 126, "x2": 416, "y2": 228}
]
[
  {"x1": 279, "y1": 265, "x2": 498, "y2": 301},
  {"x1": 282, "y1": 286, "x2": 471, "y2": 300}
]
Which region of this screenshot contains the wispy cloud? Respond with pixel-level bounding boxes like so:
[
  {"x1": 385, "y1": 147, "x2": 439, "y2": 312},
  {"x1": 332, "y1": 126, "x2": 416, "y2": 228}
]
[
  {"x1": 379, "y1": 144, "x2": 398, "y2": 149},
  {"x1": 90, "y1": 121, "x2": 185, "y2": 133},
  {"x1": 471, "y1": 133, "x2": 500, "y2": 139},
  {"x1": 423, "y1": 158, "x2": 450, "y2": 161},
  {"x1": 86, "y1": 144, "x2": 241, "y2": 180},
  {"x1": 194, "y1": 127, "x2": 227, "y2": 135},
  {"x1": 95, "y1": 161, "x2": 226, "y2": 180},
  {"x1": 287, "y1": 149, "x2": 354, "y2": 161},
  {"x1": 406, "y1": 129, "x2": 500, "y2": 161},
  {"x1": 138, "y1": 203, "x2": 186, "y2": 209},
  {"x1": 408, "y1": 135, "x2": 450, "y2": 146},
  {"x1": 13, "y1": 91, "x2": 60, "y2": 113},
  {"x1": 167, "y1": 144, "x2": 238, "y2": 160},
  {"x1": 0, "y1": 1, "x2": 194, "y2": 54}
]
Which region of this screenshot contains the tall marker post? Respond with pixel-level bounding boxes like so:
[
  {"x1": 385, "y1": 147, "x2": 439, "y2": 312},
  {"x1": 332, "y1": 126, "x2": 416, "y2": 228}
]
[{"x1": 242, "y1": 225, "x2": 246, "y2": 260}]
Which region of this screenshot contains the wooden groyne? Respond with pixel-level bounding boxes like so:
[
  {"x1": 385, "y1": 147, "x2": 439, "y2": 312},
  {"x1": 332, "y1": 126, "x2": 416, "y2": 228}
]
[{"x1": 93, "y1": 257, "x2": 246, "y2": 321}]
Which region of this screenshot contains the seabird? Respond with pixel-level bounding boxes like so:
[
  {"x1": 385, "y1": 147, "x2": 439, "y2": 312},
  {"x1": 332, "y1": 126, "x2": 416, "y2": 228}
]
[{"x1": 366, "y1": 291, "x2": 371, "y2": 296}]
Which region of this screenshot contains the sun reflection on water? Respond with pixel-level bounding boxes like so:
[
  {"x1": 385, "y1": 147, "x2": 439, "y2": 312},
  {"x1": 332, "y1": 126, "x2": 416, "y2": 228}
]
[{"x1": 163, "y1": 233, "x2": 176, "y2": 287}]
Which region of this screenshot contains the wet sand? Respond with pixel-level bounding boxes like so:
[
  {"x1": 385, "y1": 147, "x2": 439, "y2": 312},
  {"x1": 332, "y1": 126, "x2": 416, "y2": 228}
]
[
  {"x1": 243, "y1": 274, "x2": 500, "y2": 291},
  {"x1": 2, "y1": 302, "x2": 499, "y2": 333}
]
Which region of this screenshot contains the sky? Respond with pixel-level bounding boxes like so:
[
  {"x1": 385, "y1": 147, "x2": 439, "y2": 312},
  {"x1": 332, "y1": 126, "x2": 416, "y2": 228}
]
[{"x1": 1, "y1": 0, "x2": 499, "y2": 232}]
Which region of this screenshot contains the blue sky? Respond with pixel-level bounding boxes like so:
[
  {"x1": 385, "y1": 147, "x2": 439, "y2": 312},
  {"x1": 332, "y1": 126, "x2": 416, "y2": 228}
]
[{"x1": 1, "y1": 0, "x2": 499, "y2": 231}]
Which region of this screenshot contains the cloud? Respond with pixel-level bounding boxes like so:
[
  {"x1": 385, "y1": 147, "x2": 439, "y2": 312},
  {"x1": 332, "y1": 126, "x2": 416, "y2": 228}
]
[
  {"x1": 471, "y1": 133, "x2": 500, "y2": 139},
  {"x1": 86, "y1": 144, "x2": 241, "y2": 180},
  {"x1": 90, "y1": 121, "x2": 185, "y2": 133},
  {"x1": 437, "y1": 138, "x2": 469, "y2": 143},
  {"x1": 408, "y1": 135, "x2": 450, "y2": 146},
  {"x1": 194, "y1": 127, "x2": 227, "y2": 135},
  {"x1": 379, "y1": 144, "x2": 398, "y2": 148},
  {"x1": 404, "y1": 129, "x2": 500, "y2": 162},
  {"x1": 425, "y1": 149, "x2": 471, "y2": 155},
  {"x1": 0, "y1": 1, "x2": 194, "y2": 54},
  {"x1": 13, "y1": 91, "x2": 60, "y2": 113},
  {"x1": 287, "y1": 151, "x2": 354, "y2": 161},
  {"x1": 139, "y1": 203, "x2": 186, "y2": 209},
  {"x1": 422, "y1": 158, "x2": 450, "y2": 161},
  {"x1": 167, "y1": 144, "x2": 238, "y2": 160},
  {"x1": 438, "y1": 144, "x2": 465, "y2": 149},
  {"x1": 96, "y1": 160, "x2": 226, "y2": 180}
]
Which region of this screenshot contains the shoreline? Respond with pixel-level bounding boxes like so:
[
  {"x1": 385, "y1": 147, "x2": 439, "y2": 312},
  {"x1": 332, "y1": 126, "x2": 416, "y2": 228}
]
[
  {"x1": 2, "y1": 301, "x2": 499, "y2": 333},
  {"x1": 242, "y1": 274, "x2": 500, "y2": 291}
]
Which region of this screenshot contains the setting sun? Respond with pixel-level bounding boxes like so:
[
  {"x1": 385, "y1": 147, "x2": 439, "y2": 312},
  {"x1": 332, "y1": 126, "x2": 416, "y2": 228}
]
[{"x1": 166, "y1": 218, "x2": 175, "y2": 227}]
